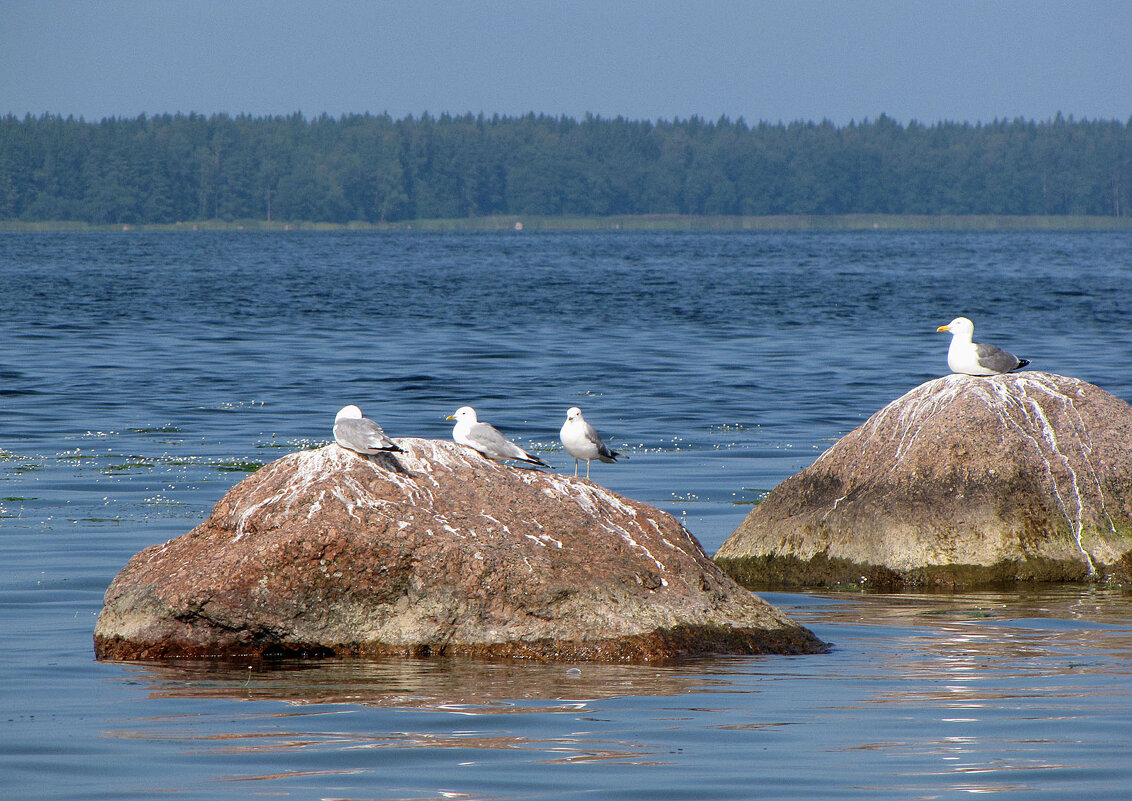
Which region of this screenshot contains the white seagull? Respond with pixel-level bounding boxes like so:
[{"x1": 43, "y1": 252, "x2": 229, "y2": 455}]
[
  {"x1": 446, "y1": 406, "x2": 549, "y2": 467},
  {"x1": 333, "y1": 404, "x2": 403, "y2": 454},
  {"x1": 560, "y1": 406, "x2": 624, "y2": 478},
  {"x1": 937, "y1": 316, "x2": 1030, "y2": 376}
]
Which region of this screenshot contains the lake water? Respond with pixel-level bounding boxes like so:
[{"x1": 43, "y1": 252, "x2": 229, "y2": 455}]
[{"x1": 3, "y1": 230, "x2": 1132, "y2": 799}]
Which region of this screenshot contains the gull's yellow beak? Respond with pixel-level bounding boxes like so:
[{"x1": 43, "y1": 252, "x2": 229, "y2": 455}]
[
  {"x1": 445, "y1": 414, "x2": 456, "y2": 420},
  {"x1": 937, "y1": 324, "x2": 951, "y2": 332}
]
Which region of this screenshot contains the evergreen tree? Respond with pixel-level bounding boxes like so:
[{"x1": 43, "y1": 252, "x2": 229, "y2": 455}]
[{"x1": 0, "y1": 112, "x2": 1128, "y2": 223}]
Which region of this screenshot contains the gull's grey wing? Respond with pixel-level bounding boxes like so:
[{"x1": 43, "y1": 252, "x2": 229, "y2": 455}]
[
  {"x1": 468, "y1": 422, "x2": 526, "y2": 460},
  {"x1": 974, "y1": 342, "x2": 1024, "y2": 373},
  {"x1": 335, "y1": 417, "x2": 401, "y2": 453},
  {"x1": 469, "y1": 422, "x2": 549, "y2": 466},
  {"x1": 583, "y1": 420, "x2": 620, "y2": 462}
]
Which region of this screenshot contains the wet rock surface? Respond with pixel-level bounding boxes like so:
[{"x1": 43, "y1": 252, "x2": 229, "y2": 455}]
[
  {"x1": 95, "y1": 439, "x2": 823, "y2": 661},
  {"x1": 716, "y1": 372, "x2": 1132, "y2": 589}
]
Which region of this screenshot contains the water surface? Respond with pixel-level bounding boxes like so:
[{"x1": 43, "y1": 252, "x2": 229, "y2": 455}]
[{"x1": 2, "y1": 231, "x2": 1132, "y2": 798}]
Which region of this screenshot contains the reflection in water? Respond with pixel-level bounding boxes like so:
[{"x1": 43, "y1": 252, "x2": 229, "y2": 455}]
[
  {"x1": 782, "y1": 589, "x2": 1132, "y2": 797},
  {"x1": 103, "y1": 662, "x2": 686, "y2": 787},
  {"x1": 8, "y1": 232, "x2": 1132, "y2": 800},
  {"x1": 115, "y1": 588, "x2": 1132, "y2": 711},
  {"x1": 116, "y1": 656, "x2": 728, "y2": 711},
  {"x1": 95, "y1": 589, "x2": 1132, "y2": 799}
]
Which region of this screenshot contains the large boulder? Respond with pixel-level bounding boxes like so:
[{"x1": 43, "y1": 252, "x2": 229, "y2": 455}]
[
  {"x1": 95, "y1": 439, "x2": 823, "y2": 662},
  {"x1": 716, "y1": 372, "x2": 1132, "y2": 589}
]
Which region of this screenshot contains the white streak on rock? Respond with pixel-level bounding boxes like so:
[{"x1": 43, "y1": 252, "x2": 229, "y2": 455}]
[
  {"x1": 977, "y1": 376, "x2": 1098, "y2": 573},
  {"x1": 822, "y1": 495, "x2": 848, "y2": 520},
  {"x1": 647, "y1": 518, "x2": 680, "y2": 552},
  {"x1": 849, "y1": 375, "x2": 967, "y2": 473},
  {"x1": 537, "y1": 474, "x2": 666, "y2": 572},
  {"x1": 527, "y1": 532, "x2": 563, "y2": 548},
  {"x1": 478, "y1": 511, "x2": 512, "y2": 537},
  {"x1": 848, "y1": 373, "x2": 1112, "y2": 572},
  {"x1": 228, "y1": 440, "x2": 690, "y2": 582},
  {"x1": 307, "y1": 490, "x2": 324, "y2": 518}
]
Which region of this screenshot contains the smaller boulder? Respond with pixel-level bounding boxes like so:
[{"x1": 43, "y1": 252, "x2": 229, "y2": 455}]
[
  {"x1": 95, "y1": 439, "x2": 823, "y2": 661},
  {"x1": 716, "y1": 372, "x2": 1132, "y2": 589}
]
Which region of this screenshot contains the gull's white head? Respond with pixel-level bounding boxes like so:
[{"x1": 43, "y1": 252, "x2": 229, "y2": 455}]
[
  {"x1": 565, "y1": 406, "x2": 583, "y2": 421},
  {"x1": 937, "y1": 316, "x2": 974, "y2": 337},
  {"x1": 447, "y1": 405, "x2": 478, "y2": 423},
  {"x1": 335, "y1": 404, "x2": 364, "y2": 422}
]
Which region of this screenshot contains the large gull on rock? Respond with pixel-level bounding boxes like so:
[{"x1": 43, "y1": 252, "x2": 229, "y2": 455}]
[
  {"x1": 937, "y1": 316, "x2": 1030, "y2": 375},
  {"x1": 560, "y1": 406, "x2": 624, "y2": 478},
  {"x1": 447, "y1": 405, "x2": 549, "y2": 467}
]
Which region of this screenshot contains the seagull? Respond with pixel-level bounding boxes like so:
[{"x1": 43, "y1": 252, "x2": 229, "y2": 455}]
[
  {"x1": 333, "y1": 404, "x2": 403, "y2": 454},
  {"x1": 936, "y1": 316, "x2": 1030, "y2": 376},
  {"x1": 446, "y1": 406, "x2": 549, "y2": 467},
  {"x1": 560, "y1": 406, "x2": 624, "y2": 478}
]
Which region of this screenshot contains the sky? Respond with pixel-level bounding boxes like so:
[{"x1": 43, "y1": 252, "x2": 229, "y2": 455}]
[{"x1": 3, "y1": 0, "x2": 1130, "y2": 126}]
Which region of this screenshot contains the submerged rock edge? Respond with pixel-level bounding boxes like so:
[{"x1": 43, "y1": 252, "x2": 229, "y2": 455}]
[
  {"x1": 93, "y1": 621, "x2": 826, "y2": 662},
  {"x1": 715, "y1": 552, "x2": 1128, "y2": 592}
]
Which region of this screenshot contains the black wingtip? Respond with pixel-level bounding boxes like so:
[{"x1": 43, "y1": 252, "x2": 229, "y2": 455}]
[{"x1": 1015, "y1": 358, "x2": 1031, "y2": 370}]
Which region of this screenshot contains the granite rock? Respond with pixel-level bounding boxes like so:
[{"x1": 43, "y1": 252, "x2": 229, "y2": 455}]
[
  {"x1": 716, "y1": 373, "x2": 1132, "y2": 589},
  {"x1": 95, "y1": 439, "x2": 823, "y2": 661}
]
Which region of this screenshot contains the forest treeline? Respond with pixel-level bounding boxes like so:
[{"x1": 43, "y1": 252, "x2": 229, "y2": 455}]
[{"x1": 1, "y1": 111, "x2": 1129, "y2": 224}]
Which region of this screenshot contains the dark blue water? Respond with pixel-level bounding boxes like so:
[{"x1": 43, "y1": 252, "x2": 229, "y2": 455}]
[{"x1": 3, "y1": 230, "x2": 1132, "y2": 799}]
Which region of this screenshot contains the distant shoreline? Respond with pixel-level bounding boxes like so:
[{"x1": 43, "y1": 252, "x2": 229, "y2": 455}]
[{"x1": 2, "y1": 214, "x2": 1131, "y2": 233}]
